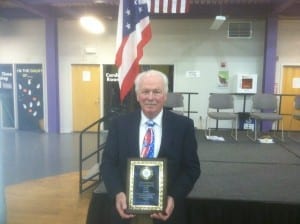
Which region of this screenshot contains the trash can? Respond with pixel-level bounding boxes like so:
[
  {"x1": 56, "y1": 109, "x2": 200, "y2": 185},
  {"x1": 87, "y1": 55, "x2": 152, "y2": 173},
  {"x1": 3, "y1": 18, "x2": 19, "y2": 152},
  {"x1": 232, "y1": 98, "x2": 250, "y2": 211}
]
[{"x1": 238, "y1": 112, "x2": 254, "y2": 131}]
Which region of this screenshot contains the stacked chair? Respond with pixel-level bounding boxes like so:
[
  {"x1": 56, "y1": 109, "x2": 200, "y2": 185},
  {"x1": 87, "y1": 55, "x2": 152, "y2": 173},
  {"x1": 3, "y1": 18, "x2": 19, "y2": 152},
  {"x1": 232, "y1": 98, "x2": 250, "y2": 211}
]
[
  {"x1": 205, "y1": 94, "x2": 238, "y2": 141},
  {"x1": 247, "y1": 93, "x2": 284, "y2": 141},
  {"x1": 164, "y1": 92, "x2": 184, "y2": 115}
]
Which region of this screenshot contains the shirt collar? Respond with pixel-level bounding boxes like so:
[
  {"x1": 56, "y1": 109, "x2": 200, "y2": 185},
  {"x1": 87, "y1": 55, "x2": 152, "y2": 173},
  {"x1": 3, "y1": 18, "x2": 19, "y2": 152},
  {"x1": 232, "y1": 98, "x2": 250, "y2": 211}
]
[{"x1": 141, "y1": 110, "x2": 163, "y2": 127}]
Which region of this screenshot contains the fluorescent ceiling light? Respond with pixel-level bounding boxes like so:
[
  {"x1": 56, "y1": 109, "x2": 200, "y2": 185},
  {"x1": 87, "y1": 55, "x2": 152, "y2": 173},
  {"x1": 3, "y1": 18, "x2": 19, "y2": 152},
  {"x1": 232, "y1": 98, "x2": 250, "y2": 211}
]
[
  {"x1": 79, "y1": 16, "x2": 105, "y2": 34},
  {"x1": 209, "y1": 15, "x2": 226, "y2": 30}
]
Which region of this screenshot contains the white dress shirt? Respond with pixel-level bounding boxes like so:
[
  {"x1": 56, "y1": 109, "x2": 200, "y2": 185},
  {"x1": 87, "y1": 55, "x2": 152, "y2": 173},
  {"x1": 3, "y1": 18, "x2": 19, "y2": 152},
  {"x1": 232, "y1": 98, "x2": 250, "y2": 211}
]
[{"x1": 139, "y1": 110, "x2": 163, "y2": 158}]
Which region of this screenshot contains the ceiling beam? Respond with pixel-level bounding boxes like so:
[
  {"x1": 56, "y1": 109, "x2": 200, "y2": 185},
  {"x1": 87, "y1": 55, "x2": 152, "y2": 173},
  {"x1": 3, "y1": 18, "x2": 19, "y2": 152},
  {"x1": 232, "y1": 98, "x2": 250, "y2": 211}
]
[
  {"x1": 9, "y1": 0, "x2": 49, "y2": 18},
  {"x1": 271, "y1": 0, "x2": 297, "y2": 15}
]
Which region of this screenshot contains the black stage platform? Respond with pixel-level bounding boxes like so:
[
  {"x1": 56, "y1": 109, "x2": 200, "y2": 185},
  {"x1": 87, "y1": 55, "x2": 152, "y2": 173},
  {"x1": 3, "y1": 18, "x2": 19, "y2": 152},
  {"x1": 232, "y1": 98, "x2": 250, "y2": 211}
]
[{"x1": 86, "y1": 131, "x2": 300, "y2": 224}]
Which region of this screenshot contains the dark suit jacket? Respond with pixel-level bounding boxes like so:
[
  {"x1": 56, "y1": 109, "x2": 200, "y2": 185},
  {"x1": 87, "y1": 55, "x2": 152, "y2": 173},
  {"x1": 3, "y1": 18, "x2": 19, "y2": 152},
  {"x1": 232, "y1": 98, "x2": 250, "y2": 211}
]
[{"x1": 100, "y1": 109, "x2": 201, "y2": 224}]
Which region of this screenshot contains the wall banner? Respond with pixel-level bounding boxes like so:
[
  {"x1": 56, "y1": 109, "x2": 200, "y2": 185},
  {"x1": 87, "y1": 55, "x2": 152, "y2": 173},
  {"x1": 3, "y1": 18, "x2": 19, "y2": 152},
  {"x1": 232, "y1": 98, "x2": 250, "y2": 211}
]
[
  {"x1": 0, "y1": 64, "x2": 15, "y2": 128},
  {"x1": 16, "y1": 64, "x2": 44, "y2": 131}
]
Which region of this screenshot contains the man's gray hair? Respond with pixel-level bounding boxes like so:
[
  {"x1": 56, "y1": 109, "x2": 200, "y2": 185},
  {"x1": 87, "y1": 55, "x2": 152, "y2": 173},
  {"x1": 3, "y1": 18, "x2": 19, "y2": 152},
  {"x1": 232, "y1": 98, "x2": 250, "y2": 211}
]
[{"x1": 134, "y1": 70, "x2": 169, "y2": 93}]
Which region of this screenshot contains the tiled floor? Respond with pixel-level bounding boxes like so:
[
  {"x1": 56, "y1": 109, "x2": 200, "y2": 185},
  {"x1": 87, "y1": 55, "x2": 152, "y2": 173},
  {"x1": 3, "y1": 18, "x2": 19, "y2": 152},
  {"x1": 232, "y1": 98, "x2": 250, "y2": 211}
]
[{"x1": 1, "y1": 130, "x2": 80, "y2": 186}]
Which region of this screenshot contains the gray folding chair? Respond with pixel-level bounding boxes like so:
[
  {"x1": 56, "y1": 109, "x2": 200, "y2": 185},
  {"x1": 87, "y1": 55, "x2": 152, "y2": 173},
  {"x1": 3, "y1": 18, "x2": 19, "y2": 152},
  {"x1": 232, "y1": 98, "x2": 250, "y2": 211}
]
[
  {"x1": 247, "y1": 93, "x2": 284, "y2": 141},
  {"x1": 205, "y1": 94, "x2": 238, "y2": 141},
  {"x1": 287, "y1": 95, "x2": 300, "y2": 141},
  {"x1": 164, "y1": 92, "x2": 184, "y2": 115}
]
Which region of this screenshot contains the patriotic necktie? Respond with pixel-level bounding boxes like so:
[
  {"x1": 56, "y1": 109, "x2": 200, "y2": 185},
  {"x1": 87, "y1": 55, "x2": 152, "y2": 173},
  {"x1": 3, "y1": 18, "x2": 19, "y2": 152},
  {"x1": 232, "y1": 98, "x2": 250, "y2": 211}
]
[{"x1": 141, "y1": 120, "x2": 155, "y2": 158}]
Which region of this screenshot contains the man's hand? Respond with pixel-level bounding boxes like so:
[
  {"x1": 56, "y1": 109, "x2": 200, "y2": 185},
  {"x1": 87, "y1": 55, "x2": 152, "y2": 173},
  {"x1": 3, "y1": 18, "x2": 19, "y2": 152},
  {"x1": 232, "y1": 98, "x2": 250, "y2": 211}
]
[
  {"x1": 150, "y1": 196, "x2": 174, "y2": 221},
  {"x1": 115, "y1": 192, "x2": 135, "y2": 219}
]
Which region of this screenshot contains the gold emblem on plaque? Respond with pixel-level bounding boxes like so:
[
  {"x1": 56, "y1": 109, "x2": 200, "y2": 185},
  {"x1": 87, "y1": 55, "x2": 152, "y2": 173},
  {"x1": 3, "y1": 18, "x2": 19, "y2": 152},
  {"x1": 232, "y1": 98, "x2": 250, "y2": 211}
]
[{"x1": 140, "y1": 166, "x2": 153, "y2": 180}]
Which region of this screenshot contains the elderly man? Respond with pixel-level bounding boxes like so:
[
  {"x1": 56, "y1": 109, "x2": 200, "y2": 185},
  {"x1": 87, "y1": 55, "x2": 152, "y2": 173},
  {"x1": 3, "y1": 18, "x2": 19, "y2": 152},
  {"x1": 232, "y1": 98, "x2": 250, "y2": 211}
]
[{"x1": 101, "y1": 69, "x2": 200, "y2": 224}]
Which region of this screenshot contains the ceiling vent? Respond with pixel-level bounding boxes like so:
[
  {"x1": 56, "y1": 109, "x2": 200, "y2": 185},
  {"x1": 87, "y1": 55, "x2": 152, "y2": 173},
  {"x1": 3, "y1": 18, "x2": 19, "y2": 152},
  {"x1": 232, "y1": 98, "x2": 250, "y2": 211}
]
[{"x1": 227, "y1": 22, "x2": 252, "y2": 39}]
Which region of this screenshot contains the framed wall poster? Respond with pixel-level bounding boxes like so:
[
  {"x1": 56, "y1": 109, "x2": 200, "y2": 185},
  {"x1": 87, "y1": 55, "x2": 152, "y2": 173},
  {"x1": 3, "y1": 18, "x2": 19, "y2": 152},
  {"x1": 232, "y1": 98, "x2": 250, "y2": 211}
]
[{"x1": 218, "y1": 70, "x2": 229, "y2": 88}]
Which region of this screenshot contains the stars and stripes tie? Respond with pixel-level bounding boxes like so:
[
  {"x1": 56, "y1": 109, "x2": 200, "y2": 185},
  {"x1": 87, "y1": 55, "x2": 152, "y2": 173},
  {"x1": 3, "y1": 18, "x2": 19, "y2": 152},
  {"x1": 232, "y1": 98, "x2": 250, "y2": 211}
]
[{"x1": 141, "y1": 120, "x2": 155, "y2": 158}]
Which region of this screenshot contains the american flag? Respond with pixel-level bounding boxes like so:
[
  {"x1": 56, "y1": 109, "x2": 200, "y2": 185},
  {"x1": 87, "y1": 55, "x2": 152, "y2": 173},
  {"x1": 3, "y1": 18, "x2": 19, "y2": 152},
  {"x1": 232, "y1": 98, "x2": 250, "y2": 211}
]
[
  {"x1": 148, "y1": 0, "x2": 190, "y2": 14},
  {"x1": 115, "y1": 0, "x2": 152, "y2": 102}
]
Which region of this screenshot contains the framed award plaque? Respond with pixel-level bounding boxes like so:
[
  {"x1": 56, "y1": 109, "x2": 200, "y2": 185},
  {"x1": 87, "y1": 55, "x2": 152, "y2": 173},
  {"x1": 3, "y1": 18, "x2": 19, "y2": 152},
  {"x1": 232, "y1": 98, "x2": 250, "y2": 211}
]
[{"x1": 126, "y1": 158, "x2": 167, "y2": 214}]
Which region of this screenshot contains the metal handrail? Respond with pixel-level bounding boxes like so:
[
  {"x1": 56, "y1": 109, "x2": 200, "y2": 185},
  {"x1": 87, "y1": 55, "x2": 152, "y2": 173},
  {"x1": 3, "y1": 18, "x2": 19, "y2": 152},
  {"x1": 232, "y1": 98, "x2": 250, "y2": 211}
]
[{"x1": 79, "y1": 111, "x2": 120, "y2": 193}]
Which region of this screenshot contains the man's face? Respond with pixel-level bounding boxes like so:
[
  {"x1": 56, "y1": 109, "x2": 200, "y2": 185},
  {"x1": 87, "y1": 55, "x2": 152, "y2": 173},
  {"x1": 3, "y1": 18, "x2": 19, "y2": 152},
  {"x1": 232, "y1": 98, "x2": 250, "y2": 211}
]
[{"x1": 136, "y1": 74, "x2": 167, "y2": 119}]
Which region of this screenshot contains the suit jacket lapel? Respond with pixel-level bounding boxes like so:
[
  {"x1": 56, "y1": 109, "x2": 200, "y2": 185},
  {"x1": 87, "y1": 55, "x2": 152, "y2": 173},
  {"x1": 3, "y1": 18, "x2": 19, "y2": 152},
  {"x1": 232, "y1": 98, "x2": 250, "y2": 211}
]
[
  {"x1": 127, "y1": 111, "x2": 141, "y2": 157},
  {"x1": 159, "y1": 110, "x2": 173, "y2": 156}
]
